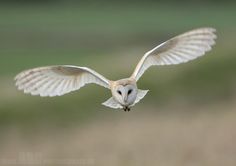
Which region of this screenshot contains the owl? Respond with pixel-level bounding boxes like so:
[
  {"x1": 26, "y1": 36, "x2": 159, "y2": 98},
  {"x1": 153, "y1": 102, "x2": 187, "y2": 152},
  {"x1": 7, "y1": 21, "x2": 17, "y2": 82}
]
[{"x1": 15, "y1": 28, "x2": 216, "y2": 111}]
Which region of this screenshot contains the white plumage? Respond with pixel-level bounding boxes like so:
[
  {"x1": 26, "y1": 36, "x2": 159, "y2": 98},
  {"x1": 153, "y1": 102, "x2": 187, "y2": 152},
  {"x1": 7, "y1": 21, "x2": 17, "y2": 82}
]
[
  {"x1": 131, "y1": 28, "x2": 216, "y2": 81},
  {"x1": 15, "y1": 28, "x2": 216, "y2": 111},
  {"x1": 15, "y1": 65, "x2": 110, "y2": 97}
]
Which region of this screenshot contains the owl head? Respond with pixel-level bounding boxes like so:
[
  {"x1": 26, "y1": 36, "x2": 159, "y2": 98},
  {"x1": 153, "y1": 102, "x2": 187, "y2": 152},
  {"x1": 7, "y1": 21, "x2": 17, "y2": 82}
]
[{"x1": 111, "y1": 79, "x2": 138, "y2": 106}]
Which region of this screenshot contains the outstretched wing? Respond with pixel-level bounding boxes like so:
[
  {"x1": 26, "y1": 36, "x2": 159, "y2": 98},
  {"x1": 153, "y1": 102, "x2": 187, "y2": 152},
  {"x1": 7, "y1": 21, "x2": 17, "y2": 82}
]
[
  {"x1": 131, "y1": 28, "x2": 217, "y2": 81},
  {"x1": 15, "y1": 65, "x2": 110, "y2": 97}
]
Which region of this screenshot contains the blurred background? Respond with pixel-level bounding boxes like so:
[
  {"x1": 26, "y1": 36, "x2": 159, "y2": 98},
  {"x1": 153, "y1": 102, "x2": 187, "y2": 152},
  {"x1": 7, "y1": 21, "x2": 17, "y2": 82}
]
[{"x1": 0, "y1": 0, "x2": 236, "y2": 165}]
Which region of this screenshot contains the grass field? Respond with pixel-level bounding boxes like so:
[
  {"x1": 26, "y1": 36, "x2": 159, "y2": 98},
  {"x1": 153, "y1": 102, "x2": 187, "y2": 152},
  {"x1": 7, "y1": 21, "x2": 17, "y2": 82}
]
[{"x1": 0, "y1": 3, "x2": 236, "y2": 165}]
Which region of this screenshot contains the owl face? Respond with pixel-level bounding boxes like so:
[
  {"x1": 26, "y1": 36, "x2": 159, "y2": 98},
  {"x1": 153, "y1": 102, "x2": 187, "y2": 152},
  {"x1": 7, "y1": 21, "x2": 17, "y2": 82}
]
[{"x1": 112, "y1": 83, "x2": 137, "y2": 106}]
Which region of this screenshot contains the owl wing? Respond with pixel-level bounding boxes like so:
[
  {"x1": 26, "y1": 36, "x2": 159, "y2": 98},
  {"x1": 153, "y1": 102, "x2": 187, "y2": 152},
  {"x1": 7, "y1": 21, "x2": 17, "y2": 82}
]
[
  {"x1": 15, "y1": 65, "x2": 110, "y2": 97},
  {"x1": 131, "y1": 28, "x2": 217, "y2": 81}
]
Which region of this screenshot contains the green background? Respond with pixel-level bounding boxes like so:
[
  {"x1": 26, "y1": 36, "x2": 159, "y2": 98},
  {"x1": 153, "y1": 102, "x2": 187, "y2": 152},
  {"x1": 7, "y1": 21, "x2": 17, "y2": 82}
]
[{"x1": 0, "y1": 1, "x2": 236, "y2": 166}]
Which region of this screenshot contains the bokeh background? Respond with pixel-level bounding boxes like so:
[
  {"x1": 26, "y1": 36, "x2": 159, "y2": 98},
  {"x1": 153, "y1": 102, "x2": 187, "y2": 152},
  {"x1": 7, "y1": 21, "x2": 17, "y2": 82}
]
[{"x1": 0, "y1": 0, "x2": 236, "y2": 165}]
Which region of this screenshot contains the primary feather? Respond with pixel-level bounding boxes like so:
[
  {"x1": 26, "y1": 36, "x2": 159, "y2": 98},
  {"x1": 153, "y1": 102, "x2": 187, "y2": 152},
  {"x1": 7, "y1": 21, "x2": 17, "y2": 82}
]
[
  {"x1": 131, "y1": 28, "x2": 217, "y2": 81},
  {"x1": 15, "y1": 65, "x2": 110, "y2": 97}
]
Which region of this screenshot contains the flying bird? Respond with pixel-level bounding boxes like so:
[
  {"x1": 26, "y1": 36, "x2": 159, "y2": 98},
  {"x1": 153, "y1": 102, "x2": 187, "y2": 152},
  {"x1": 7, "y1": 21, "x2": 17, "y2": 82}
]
[{"x1": 15, "y1": 28, "x2": 216, "y2": 111}]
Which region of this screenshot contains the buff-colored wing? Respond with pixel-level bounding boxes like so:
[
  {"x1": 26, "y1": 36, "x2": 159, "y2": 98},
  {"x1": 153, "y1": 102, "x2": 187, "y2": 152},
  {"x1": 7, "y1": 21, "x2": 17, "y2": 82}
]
[
  {"x1": 131, "y1": 28, "x2": 217, "y2": 81},
  {"x1": 15, "y1": 65, "x2": 110, "y2": 97}
]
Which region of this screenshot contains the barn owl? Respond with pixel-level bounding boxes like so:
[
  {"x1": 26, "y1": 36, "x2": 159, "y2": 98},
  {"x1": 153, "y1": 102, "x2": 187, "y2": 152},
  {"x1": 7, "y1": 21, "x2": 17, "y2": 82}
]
[{"x1": 15, "y1": 28, "x2": 216, "y2": 111}]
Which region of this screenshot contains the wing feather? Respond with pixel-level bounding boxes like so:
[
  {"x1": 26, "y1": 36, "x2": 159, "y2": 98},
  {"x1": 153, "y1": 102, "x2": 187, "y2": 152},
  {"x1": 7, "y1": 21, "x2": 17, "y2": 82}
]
[
  {"x1": 131, "y1": 28, "x2": 216, "y2": 81},
  {"x1": 15, "y1": 65, "x2": 110, "y2": 97}
]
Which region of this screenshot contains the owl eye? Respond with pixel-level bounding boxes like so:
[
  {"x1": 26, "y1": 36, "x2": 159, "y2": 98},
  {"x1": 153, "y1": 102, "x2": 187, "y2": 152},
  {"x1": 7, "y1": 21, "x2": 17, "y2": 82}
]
[
  {"x1": 128, "y1": 89, "x2": 132, "y2": 95},
  {"x1": 117, "y1": 90, "x2": 122, "y2": 95}
]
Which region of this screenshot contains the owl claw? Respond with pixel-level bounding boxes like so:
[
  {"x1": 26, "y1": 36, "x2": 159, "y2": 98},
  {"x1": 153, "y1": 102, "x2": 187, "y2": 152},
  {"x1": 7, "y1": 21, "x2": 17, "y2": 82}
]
[{"x1": 123, "y1": 106, "x2": 130, "y2": 112}]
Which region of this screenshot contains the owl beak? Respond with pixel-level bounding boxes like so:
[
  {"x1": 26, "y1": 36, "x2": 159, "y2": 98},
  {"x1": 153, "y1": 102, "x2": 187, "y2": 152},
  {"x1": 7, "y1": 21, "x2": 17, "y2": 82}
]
[{"x1": 123, "y1": 96, "x2": 128, "y2": 103}]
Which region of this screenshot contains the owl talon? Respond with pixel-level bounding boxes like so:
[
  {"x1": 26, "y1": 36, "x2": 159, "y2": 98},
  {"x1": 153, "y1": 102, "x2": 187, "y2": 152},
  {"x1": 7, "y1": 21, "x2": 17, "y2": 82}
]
[{"x1": 123, "y1": 107, "x2": 130, "y2": 112}]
